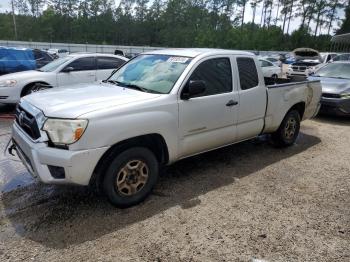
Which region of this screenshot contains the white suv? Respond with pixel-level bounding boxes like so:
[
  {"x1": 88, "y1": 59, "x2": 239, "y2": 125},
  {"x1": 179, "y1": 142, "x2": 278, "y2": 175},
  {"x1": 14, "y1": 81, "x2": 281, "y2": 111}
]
[{"x1": 0, "y1": 53, "x2": 128, "y2": 104}]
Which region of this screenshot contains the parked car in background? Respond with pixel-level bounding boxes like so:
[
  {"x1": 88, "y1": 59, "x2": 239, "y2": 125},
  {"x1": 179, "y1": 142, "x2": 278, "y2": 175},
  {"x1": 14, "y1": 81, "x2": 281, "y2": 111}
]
[
  {"x1": 259, "y1": 59, "x2": 281, "y2": 78},
  {"x1": 278, "y1": 53, "x2": 287, "y2": 63},
  {"x1": 0, "y1": 47, "x2": 53, "y2": 76},
  {"x1": 320, "y1": 52, "x2": 337, "y2": 63},
  {"x1": 0, "y1": 53, "x2": 128, "y2": 104},
  {"x1": 292, "y1": 48, "x2": 321, "y2": 61},
  {"x1": 9, "y1": 49, "x2": 321, "y2": 207},
  {"x1": 285, "y1": 54, "x2": 296, "y2": 64},
  {"x1": 287, "y1": 60, "x2": 321, "y2": 78},
  {"x1": 33, "y1": 49, "x2": 54, "y2": 67},
  {"x1": 285, "y1": 48, "x2": 323, "y2": 78},
  {"x1": 48, "y1": 48, "x2": 70, "y2": 58},
  {"x1": 263, "y1": 57, "x2": 282, "y2": 67},
  {"x1": 312, "y1": 52, "x2": 339, "y2": 72},
  {"x1": 331, "y1": 53, "x2": 350, "y2": 62},
  {"x1": 114, "y1": 49, "x2": 125, "y2": 56},
  {"x1": 309, "y1": 61, "x2": 350, "y2": 116}
]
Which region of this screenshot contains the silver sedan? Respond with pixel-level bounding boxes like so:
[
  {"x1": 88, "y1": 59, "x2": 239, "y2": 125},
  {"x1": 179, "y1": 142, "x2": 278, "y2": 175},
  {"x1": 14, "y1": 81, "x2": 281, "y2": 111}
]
[{"x1": 309, "y1": 62, "x2": 350, "y2": 116}]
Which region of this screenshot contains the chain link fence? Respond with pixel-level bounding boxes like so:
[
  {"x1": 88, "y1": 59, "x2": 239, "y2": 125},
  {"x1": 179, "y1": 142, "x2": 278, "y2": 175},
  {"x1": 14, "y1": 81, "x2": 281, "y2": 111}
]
[
  {"x1": 0, "y1": 40, "x2": 163, "y2": 56},
  {"x1": 0, "y1": 40, "x2": 288, "y2": 57}
]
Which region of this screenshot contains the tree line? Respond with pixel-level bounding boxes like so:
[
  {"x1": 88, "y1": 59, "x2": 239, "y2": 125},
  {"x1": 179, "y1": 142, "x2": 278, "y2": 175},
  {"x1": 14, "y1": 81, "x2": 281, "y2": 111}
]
[{"x1": 0, "y1": 0, "x2": 349, "y2": 51}]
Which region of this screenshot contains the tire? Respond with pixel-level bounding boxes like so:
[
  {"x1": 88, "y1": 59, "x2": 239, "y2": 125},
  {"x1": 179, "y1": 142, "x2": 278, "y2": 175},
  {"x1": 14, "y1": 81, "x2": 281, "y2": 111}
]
[
  {"x1": 102, "y1": 147, "x2": 159, "y2": 208},
  {"x1": 271, "y1": 110, "x2": 301, "y2": 147},
  {"x1": 271, "y1": 74, "x2": 278, "y2": 80},
  {"x1": 23, "y1": 83, "x2": 49, "y2": 96}
]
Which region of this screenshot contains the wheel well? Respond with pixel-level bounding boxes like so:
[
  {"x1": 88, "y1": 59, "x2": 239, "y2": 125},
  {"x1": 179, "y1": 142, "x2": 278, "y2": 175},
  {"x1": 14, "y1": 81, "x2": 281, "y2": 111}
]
[
  {"x1": 289, "y1": 102, "x2": 305, "y2": 119},
  {"x1": 20, "y1": 81, "x2": 51, "y2": 97},
  {"x1": 90, "y1": 134, "x2": 169, "y2": 189}
]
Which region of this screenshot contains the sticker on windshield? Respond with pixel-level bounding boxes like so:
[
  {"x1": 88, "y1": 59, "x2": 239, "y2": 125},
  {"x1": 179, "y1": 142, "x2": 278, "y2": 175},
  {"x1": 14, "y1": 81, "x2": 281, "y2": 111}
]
[{"x1": 167, "y1": 57, "x2": 189, "y2": 63}]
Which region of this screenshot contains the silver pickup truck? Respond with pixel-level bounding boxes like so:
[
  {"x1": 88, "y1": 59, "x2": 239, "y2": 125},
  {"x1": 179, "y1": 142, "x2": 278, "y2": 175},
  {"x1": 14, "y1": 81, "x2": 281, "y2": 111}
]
[{"x1": 9, "y1": 49, "x2": 322, "y2": 207}]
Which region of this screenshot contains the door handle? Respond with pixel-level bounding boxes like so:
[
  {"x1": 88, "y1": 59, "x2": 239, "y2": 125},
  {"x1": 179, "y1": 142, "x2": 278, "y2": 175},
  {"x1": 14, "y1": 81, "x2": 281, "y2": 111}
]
[{"x1": 226, "y1": 100, "x2": 238, "y2": 107}]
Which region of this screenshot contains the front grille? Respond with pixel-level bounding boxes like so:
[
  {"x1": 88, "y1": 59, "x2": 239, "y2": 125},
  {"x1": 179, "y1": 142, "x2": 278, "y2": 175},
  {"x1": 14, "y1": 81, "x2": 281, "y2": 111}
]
[
  {"x1": 292, "y1": 66, "x2": 307, "y2": 72},
  {"x1": 15, "y1": 105, "x2": 41, "y2": 140},
  {"x1": 322, "y1": 93, "x2": 341, "y2": 99},
  {"x1": 0, "y1": 96, "x2": 9, "y2": 99},
  {"x1": 13, "y1": 140, "x2": 34, "y2": 173}
]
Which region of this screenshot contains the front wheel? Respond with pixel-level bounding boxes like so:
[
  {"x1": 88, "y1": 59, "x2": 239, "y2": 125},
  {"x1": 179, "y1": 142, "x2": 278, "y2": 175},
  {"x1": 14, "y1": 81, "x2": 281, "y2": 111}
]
[
  {"x1": 23, "y1": 83, "x2": 49, "y2": 96},
  {"x1": 102, "y1": 147, "x2": 159, "y2": 208},
  {"x1": 271, "y1": 110, "x2": 301, "y2": 147}
]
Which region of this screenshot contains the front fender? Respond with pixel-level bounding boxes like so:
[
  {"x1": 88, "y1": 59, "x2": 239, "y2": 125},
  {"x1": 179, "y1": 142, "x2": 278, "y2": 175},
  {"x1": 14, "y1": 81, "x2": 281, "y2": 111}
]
[{"x1": 71, "y1": 106, "x2": 179, "y2": 163}]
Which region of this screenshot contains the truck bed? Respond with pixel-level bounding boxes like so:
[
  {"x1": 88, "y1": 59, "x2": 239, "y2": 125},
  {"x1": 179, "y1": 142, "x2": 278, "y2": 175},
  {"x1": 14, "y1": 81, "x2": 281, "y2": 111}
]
[
  {"x1": 264, "y1": 76, "x2": 307, "y2": 86},
  {"x1": 263, "y1": 78, "x2": 322, "y2": 133}
]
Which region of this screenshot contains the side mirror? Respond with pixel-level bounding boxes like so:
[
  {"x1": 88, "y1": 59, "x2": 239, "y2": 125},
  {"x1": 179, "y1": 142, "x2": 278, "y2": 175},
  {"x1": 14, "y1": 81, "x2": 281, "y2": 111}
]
[
  {"x1": 62, "y1": 66, "x2": 74, "y2": 73},
  {"x1": 182, "y1": 80, "x2": 206, "y2": 100}
]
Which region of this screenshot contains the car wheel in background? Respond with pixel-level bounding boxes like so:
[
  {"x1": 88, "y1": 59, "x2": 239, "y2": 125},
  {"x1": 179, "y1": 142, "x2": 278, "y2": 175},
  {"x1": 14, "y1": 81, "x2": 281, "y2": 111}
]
[
  {"x1": 102, "y1": 147, "x2": 159, "y2": 208},
  {"x1": 23, "y1": 83, "x2": 49, "y2": 96}
]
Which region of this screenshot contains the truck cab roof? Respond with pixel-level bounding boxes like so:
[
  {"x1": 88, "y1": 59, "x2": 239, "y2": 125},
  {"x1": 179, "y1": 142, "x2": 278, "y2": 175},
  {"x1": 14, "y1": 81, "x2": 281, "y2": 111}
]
[{"x1": 143, "y1": 48, "x2": 254, "y2": 58}]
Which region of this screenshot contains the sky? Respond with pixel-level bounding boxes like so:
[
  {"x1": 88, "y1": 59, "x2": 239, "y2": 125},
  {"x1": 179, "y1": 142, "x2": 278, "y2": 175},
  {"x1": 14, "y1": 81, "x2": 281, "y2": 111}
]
[{"x1": 0, "y1": 0, "x2": 344, "y2": 36}]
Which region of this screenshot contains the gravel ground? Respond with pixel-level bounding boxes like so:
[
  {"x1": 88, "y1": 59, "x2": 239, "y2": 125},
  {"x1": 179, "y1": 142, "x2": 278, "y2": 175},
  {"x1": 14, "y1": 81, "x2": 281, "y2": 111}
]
[{"x1": 0, "y1": 113, "x2": 349, "y2": 262}]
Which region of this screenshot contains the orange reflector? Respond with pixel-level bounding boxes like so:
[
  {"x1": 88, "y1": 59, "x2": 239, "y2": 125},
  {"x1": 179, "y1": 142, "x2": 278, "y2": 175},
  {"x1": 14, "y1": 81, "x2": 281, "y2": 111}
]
[{"x1": 74, "y1": 127, "x2": 84, "y2": 140}]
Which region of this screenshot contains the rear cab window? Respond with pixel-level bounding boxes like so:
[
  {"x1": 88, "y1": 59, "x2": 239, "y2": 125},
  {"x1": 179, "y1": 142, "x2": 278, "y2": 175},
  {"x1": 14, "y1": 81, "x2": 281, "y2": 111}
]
[{"x1": 236, "y1": 57, "x2": 259, "y2": 90}]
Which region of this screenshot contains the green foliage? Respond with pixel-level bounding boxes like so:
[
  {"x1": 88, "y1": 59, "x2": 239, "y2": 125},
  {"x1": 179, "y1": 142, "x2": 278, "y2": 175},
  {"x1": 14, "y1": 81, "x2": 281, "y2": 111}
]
[
  {"x1": 0, "y1": 0, "x2": 348, "y2": 51},
  {"x1": 337, "y1": 1, "x2": 350, "y2": 34}
]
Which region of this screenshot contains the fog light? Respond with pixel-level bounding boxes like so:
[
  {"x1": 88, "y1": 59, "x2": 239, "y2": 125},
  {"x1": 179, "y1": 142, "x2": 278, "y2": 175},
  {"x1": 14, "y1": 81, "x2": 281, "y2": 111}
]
[{"x1": 48, "y1": 165, "x2": 65, "y2": 179}]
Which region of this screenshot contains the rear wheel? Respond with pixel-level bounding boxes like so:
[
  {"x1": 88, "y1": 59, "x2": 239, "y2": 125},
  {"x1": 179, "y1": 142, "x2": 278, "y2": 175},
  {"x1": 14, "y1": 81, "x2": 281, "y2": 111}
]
[
  {"x1": 271, "y1": 74, "x2": 278, "y2": 80},
  {"x1": 271, "y1": 110, "x2": 301, "y2": 147},
  {"x1": 102, "y1": 147, "x2": 159, "y2": 208}
]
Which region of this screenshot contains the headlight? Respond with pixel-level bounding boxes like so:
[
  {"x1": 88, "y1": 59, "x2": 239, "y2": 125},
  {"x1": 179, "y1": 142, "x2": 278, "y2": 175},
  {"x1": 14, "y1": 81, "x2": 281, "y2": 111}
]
[
  {"x1": 340, "y1": 93, "x2": 350, "y2": 99},
  {"x1": 0, "y1": 79, "x2": 17, "y2": 87},
  {"x1": 42, "y1": 118, "x2": 88, "y2": 145}
]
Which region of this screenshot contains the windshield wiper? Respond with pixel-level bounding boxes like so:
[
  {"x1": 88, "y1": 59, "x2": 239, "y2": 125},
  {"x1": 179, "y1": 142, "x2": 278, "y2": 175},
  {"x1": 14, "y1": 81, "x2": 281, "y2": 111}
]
[
  {"x1": 103, "y1": 80, "x2": 162, "y2": 94},
  {"x1": 123, "y1": 83, "x2": 150, "y2": 93},
  {"x1": 103, "y1": 79, "x2": 118, "y2": 84},
  {"x1": 117, "y1": 81, "x2": 162, "y2": 93}
]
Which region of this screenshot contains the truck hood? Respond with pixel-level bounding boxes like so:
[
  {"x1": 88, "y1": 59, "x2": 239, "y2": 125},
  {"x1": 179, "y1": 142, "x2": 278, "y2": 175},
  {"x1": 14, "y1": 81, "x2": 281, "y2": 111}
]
[
  {"x1": 308, "y1": 76, "x2": 350, "y2": 94},
  {"x1": 22, "y1": 82, "x2": 162, "y2": 118}
]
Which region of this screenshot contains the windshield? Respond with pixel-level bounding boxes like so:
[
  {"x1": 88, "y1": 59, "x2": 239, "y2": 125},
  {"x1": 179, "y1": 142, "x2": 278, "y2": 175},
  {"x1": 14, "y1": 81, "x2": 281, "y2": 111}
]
[
  {"x1": 39, "y1": 56, "x2": 71, "y2": 72},
  {"x1": 315, "y1": 63, "x2": 350, "y2": 79},
  {"x1": 109, "y1": 54, "x2": 192, "y2": 94}
]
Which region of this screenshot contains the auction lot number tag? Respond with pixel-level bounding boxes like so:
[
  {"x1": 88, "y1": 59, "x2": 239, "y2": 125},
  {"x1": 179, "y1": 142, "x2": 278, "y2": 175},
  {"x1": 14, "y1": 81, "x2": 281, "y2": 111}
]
[{"x1": 167, "y1": 57, "x2": 189, "y2": 63}]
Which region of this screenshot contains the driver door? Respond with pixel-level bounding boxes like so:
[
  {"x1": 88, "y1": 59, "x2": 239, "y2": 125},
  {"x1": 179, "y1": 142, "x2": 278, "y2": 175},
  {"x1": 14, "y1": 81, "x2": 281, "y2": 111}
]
[
  {"x1": 178, "y1": 57, "x2": 239, "y2": 158},
  {"x1": 57, "y1": 56, "x2": 97, "y2": 87}
]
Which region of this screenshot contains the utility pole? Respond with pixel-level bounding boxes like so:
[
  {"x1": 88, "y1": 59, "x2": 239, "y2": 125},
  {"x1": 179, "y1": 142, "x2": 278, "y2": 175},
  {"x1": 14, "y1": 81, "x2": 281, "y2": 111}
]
[{"x1": 11, "y1": 0, "x2": 18, "y2": 40}]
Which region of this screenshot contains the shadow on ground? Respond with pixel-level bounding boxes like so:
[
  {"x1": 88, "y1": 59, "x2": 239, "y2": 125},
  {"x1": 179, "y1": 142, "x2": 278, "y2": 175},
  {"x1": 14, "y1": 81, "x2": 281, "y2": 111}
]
[{"x1": 1, "y1": 130, "x2": 321, "y2": 249}]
